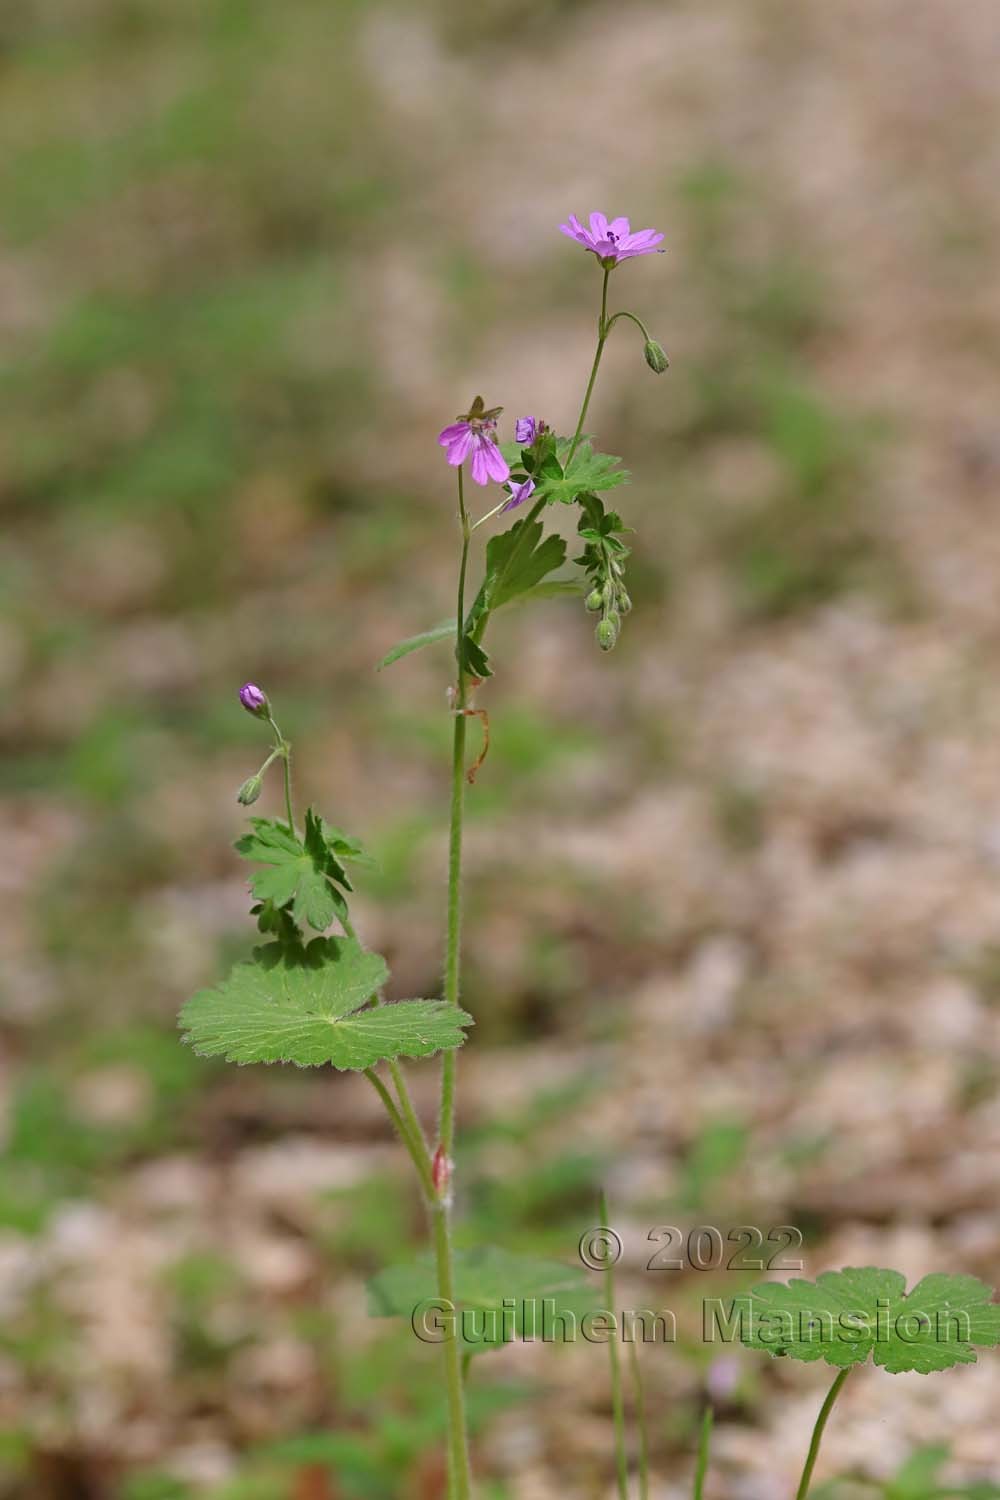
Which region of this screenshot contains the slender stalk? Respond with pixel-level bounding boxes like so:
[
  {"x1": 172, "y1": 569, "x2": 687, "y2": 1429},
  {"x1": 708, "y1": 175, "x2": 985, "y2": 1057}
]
[
  {"x1": 389, "y1": 1057, "x2": 432, "y2": 1167},
  {"x1": 364, "y1": 1068, "x2": 434, "y2": 1198},
  {"x1": 692, "y1": 1407, "x2": 713, "y2": 1500},
  {"x1": 795, "y1": 1368, "x2": 850, "y2": 1500},
  {"x1": 601, "y1": 1192, "x2": 629, "y2": 1500},
  {"x1": 628, "y1": 1341, "x2": 650, "y2": 1500},
  {"x1": 265, "y1": 711, "x2": 296, "y2": 833},
  {"x1": 606, "y1": 308, "x2": 654, "y2": 343},
  {"x1": 432, "y1": 1201, "x2": 472, "y2": 1500},
  {"x1": 280, "y1": 748, "x2": 294, "y2": 833},
  {"x1": 566, "y1": 265, "x2": 611, "y2": 465}
]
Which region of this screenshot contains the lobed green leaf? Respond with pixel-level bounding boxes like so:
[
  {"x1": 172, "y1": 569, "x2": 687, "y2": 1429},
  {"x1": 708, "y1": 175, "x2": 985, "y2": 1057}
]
[
  {"x1": 738, "y1": 1266, "x2": 1000, "y2": 1374},
  {"x1": 180, "y1": 938, "x2": 472, "y2": 1070}
]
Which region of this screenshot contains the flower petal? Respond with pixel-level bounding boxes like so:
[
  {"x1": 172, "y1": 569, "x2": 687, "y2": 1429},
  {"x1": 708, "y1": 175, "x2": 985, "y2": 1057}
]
[
  {"x1": 470, "y1": 439, "x2": 491, "y2": 485},
  {"x1": 482, "y1": 438, "x2": 510, "y2": 484},
  {"x1": 438, "y1": 421, "x2": 470, "y2": 447},
  {"x1": 609, "y1": 216, "x2": 630, "y2": 239},
  {"x1": 501, "y1": 477, "x2": 535, "y2": 512},
  {"x1": 589, "y1": 211, "x2": 608, "y2": 240},
  {"x1": 620, "y1": 229, "x2": 665, "y2": 256},
  {"x1": 445, "y1": 428, "x2": 474, "y2": 465}
]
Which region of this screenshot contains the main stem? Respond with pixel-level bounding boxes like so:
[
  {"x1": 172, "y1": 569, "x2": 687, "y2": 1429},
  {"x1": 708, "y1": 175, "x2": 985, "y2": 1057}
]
[
  {"x1": 430, "y1": 275, "x2": 616, "y2": 1497},
  {"x1": 435, "y1": 464, "x2": 473, "y2": 1500},
  {"x1": 795, "y1": 1368, "x2": 850, "y2": 1500}
]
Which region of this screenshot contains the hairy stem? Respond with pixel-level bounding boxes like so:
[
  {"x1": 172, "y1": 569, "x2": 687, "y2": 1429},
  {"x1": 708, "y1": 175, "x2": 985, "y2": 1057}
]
[
  {"x1": 364, "y1": 1068, "x2": 433, "y2": 1198},
  {"x1": 389, "y1": 1058, "x2": 432, "y2": 1166},
  {"x1": 795, "y1": 1368, "x2": 850, "y2": 1500},
  {"x1": 432, "y1": 1201, "x2": 472, "y2": 1500}
]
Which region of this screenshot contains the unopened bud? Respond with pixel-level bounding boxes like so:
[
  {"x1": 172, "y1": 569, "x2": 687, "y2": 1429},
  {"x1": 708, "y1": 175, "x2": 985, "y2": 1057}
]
[
  {"x1": 585, "y1": 587, "x2": 604, "y2": 613},
  {"x1": 431, "y1": 1145, "x2": 453, "y2": 1199},
  {"x1": 617, "y1": 589, "x2": 632, "y2": 615},
  {"x1": 643, "y1": 338, "x2": 669, "y2": 374},
  {"x1": 237, "y1": 774, "x2": 263, "y2": 805},
  {"x1": 596, "y1": 616, "x2": 619, "y2": 652},
  {"x1": 239, "y1": 682, "x2": 269, "y2": 718}
]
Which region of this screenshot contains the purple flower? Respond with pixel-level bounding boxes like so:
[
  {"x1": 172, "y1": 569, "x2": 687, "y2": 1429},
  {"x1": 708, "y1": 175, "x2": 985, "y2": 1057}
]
[
  {"x1": 438, "y1": 396, "x2": 510, "y2": 487},
  {"x1": 501, "y1": 477, "x2": 536, "y2": 513},
  {"x1": 559, "y1": 212, "x2": 664, "y2": 265},
  {"x1": 239, "y1": 682, "x2": 268, "y2": 717},
  {"x1": 515, "y1": 416, "x2": 539, "y2": 445}
]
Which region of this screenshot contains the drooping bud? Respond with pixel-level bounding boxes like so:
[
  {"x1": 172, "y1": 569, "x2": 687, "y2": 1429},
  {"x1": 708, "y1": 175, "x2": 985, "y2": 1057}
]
[
  {"x1": 237, "y1": 774, "x2": 263, "y2": 806},
  {"x1": 643, "y1": 338, "x2": 669, "y2": 374},
  {"x1": 585, "y1": 587, "x2": 604, "y2": 613},
  {"x1": 431, "y1": 1145, "x2": 453, "y2": 1199},
  {"x1": 596, "y1": 616, "x2": 619, "y2": 652},
  {"x1": 239, "y1": 682, "x2": 269, "y2": 717}
]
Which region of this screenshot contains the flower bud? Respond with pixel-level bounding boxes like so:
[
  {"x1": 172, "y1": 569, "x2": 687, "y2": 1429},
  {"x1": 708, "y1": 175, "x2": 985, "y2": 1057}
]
[
  {"x1": 643, "y1": 338, "x2": 669, "y2": 374},
  {"x1": 515, "y1": 416, "x2": 538, "y2": 445},
  {"x1": 617, "y1": 589, "x2": 632, "y2": 615},
  {"x1": 585, "y1": 587, "x2": 604, "y2": 613},
  {"x1": 239, "y1": 682, "x2": 269, "y2": 717},
  {"x1": 237, "y1": 774, "x2": 263, "y2": 805},
  {"x1": 596, "y1": 616, "x2": 619, "y2": 652}
]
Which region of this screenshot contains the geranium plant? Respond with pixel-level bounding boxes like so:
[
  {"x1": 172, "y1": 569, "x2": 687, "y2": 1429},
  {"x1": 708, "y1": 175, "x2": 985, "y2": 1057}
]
[{"x1": 179, "y1": 211, "x2": 1000, "y2": 1498}]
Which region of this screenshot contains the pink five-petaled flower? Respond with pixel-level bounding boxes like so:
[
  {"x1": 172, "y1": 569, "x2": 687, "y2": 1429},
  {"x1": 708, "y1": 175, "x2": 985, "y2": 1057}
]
[
  {"x1": 501, "y1": 477, "x2": 536, "y2": 513},
  {"x1": 559, "y1": 212, "x2": 664, "y2": 266},
  {"x1": 438, "y1": 396, "x2": 510, "y2": 487}
]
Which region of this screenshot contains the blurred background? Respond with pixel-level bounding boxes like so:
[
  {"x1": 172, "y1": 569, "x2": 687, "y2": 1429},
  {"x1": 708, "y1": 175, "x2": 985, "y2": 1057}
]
[{"x1": 3, "y1": 0, "x2": 1000, "y2": 1495}]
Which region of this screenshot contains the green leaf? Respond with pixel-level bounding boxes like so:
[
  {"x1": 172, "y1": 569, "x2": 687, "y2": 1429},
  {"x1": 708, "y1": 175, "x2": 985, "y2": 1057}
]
[
  {"x1": 464, "y1": 516, "x2": 567, "y2": 649},
  {"x1": 235, "y1": 810, "x2": 358, "y2": 933},
  {"x1": 737, "y1": 1267, "x2": 1000, "y2": 1373},
  {"x1": 377, "y1": 620, "x2": 456, "y2": 671},
  {"x1": 180, "y1": 938, "x2": 473, "y2": 1070},
  {"x1": 534, "y1": 442, "x2": 629, "y2": 505},
  {"x1": 367, "y1": 1245, "x2": 597, "y2": 1353}
]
